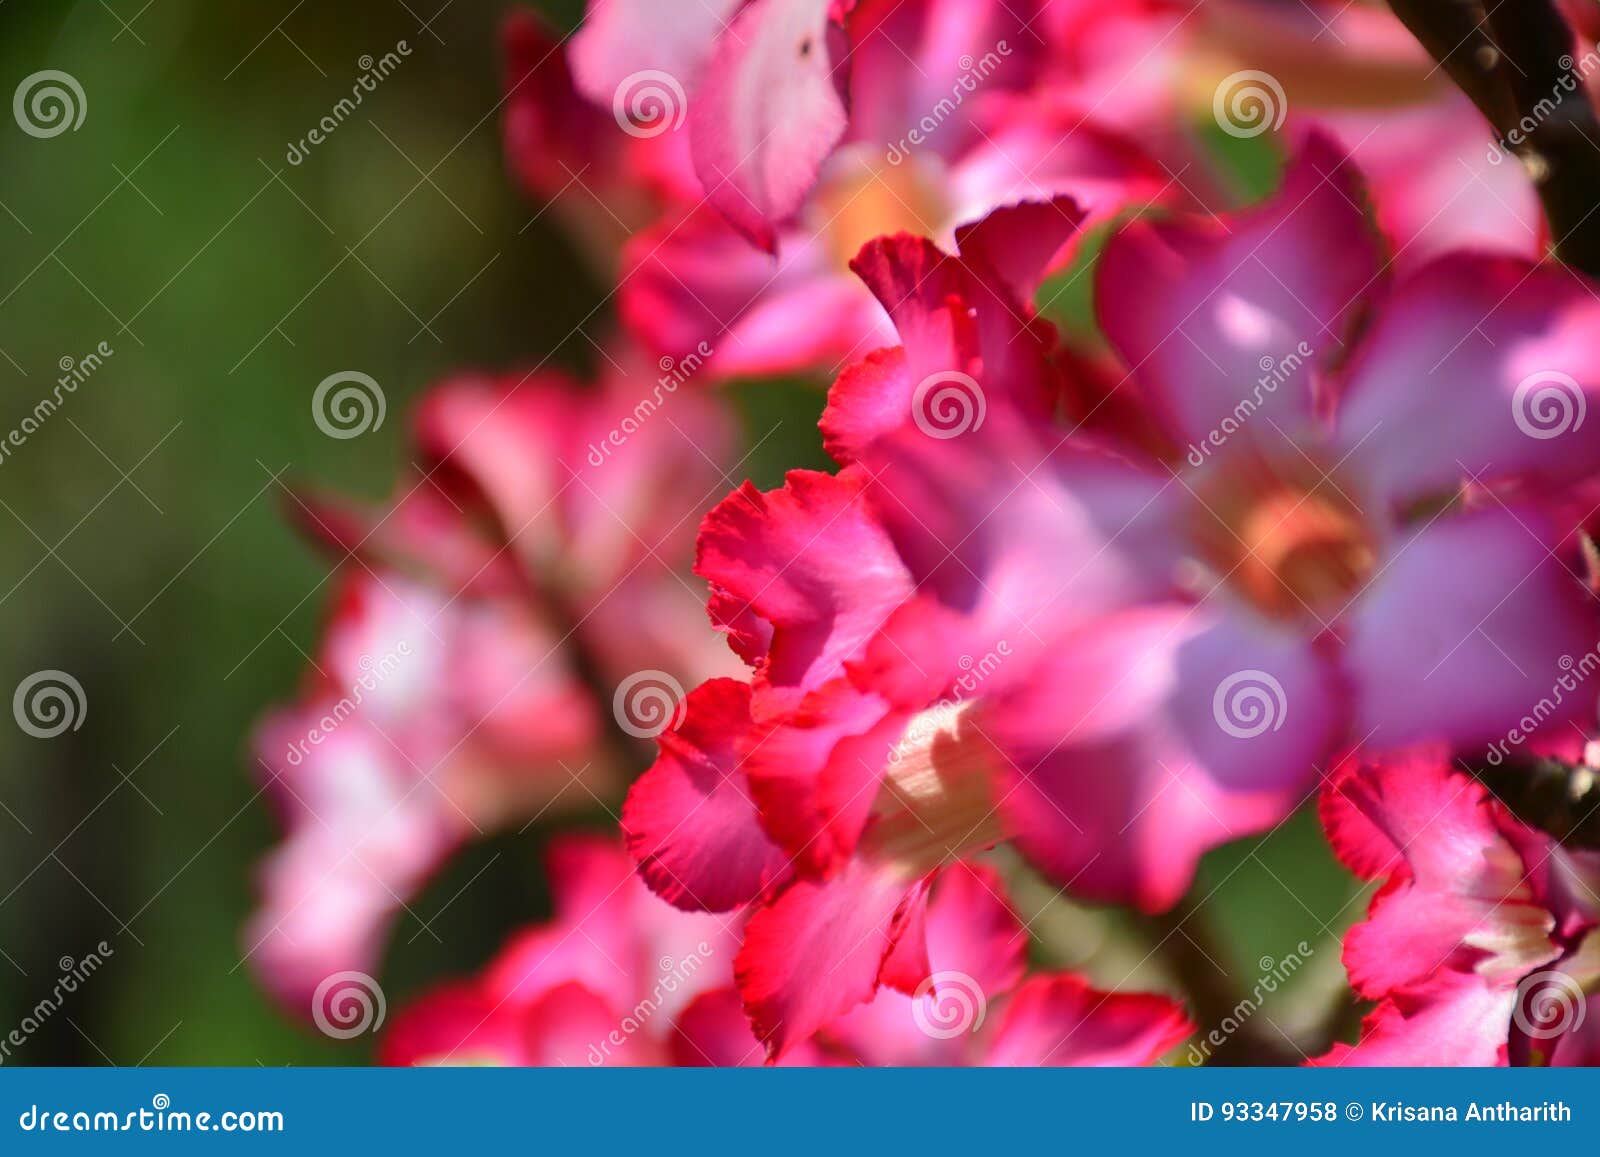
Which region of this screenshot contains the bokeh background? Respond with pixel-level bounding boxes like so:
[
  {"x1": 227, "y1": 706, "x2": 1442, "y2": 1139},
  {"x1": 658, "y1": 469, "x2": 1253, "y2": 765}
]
[{"x1": 0, "y1": 0, "x2": 1355, "y2": 1064}]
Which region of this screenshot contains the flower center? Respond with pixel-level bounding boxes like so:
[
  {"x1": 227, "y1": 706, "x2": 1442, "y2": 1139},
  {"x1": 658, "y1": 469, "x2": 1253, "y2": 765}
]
[
  {"x1": 813, "y1": 145, "x2": 950, "y2": 271},
  {"x1": 863, "y1": 700, "x2": 1005, "y2": 873},
  {"x1": 1186, "y1": 452, "x2": 1377, "y2": 622}
]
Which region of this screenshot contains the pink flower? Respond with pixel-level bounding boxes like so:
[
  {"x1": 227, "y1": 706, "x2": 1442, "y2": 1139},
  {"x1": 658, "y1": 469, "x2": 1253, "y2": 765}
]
[
  {"x1": 901, "y1": 130, "x2": 1599, "y2": 906},
  {"x1": 624, "y1": 129, "x2": 1600, "y2": 1050},
  {"x1": 501, "y1": 10, "x2": 702, "y2": 273},
  {"x1": 383, "y1": 837, "x2": 1190, "y2": 1065},
  {"x1": 512, "y1": 0, "x2": 1176, "y2": 381},
  {"x1": 247, "y1": 355, "x2": 743, "y2": 1016},
  {"x1": 380, "y1": 838, "x2": 745, "y2": 1066},
  {"x1": 818, "y1": 862, "x2": 1194, "y2": 1066},
  {"x1": 518, "y1": 0, "x2": 1552, "y2": 385},
  {"x1": 246, "y1": 568, "x2": 602, "y2": 1012},
  {"x1": 1198, "y1": 0, "x2": 1545, "y2": 266},
  {"x1": 622, "y1": 105, "x2": 1164, "y2": 381},
  {"x1": 1314, "y1": 744, "x2": 1600, "y2": 1066}
]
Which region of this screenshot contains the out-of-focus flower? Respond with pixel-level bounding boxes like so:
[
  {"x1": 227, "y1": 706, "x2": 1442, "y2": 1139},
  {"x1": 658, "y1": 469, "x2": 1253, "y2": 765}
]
[
  {"x1": 1195, "y1": 0, "x2": 1546, "y2": 266},
  {"x1": 617, "y1": 0, "x2": 1176, "y2": 380},
  {"x1": 1314, "y1": 743, "x2": 1600, "y2": 1066},
  {"x1": 379, "y1": 837, "x2": 743, "y2": 1066},
  {"x1": 247, "y1": 568, "x2": 603, "y2": 1011},
  {"x1": 503, "y1": 0, "x2": 1182, "y2": 382},
  {"x1": 246, "y1": 352, "x2": 743, "y2": 1015},
  {"x1": 382, "y1": 837, "x2": 1191, "y2": 1066},
  {"x1": 501, "y1": 10, "x2": 701, "y2": 273}
]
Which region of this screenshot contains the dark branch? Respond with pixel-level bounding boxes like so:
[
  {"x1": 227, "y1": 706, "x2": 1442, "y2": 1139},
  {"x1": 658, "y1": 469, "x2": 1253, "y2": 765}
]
[{"x1": 1388, "y1": 0, "x2": 1600, "y2": 277}]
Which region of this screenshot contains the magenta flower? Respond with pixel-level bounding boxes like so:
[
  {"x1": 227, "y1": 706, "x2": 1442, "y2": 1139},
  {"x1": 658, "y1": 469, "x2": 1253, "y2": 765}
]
[
  {"x1": 380, "y1": 838, "x2": 745, "y2": 1066},
  {"x1": 503, "y1": 0, "x2": 1176, "y2": 382},
  {"x1": 1199, "y1": 0, "x2": 1545, "y2": 266},
  {"x1": 382, "y1": 838, "x2": 1190, "y2": 1066},
  {"x1": 246, "y1": 355, "x2": 741, "y2": 1015},
  {"x1": 247, "y1": 568, "x2": 602, "y2": 1012},
  {"x1": 622, "y1": 129, "x2": 1600, "y2": 1051},
  {"x1": 1315, "y1": 745, "x2": 1600, "y2": 1066}
]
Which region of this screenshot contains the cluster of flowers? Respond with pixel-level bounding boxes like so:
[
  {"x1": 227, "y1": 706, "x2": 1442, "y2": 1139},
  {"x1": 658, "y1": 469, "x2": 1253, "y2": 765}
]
[{"x1": 248, "y1": 0, "x2": 1600, "y2": 1066}]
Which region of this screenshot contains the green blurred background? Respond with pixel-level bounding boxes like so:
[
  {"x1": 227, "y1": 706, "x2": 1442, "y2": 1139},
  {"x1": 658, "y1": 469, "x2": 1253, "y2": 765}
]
[{"x1": 0, "y1": 0, "x2": 1358, "y2": 1064}]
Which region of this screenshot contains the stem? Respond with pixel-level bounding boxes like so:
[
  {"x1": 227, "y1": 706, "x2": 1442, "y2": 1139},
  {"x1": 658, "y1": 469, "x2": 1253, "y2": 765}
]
[
  {"x1": 546, "y1": 585, "x2": 657, "y2": 780},
  {"x1": 1136, "y1": 896, "x2": 1303, "y2": 1066},
  {"x1": 1387, "y1": 0, "x2": 1600, "y2": 276}
]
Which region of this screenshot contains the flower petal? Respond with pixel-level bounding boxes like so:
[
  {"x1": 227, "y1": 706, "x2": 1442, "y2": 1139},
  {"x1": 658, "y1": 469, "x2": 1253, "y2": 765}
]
[
  {"x1": 620, "y1": 209, "x2": 894, "y2": 377},
  {"x1": 921, "y1": 860, "x2": 1026, "y2": 999},
  {"x1": 669, "y1": 987, "x2": 828, "y2": 1065},
  {"x1": 523, "y1": 980, "x2": 663, "y2": 1067},
  {"x1": 984, "y1": 604, "x2": 1343, "y2": 912},
  {"x1": 568, "y1": 0, "x2": 740, "y2": 107},
  {"x1": 696, "y1": 469, "x2": 914, "y2": 712},
  {"x1": 483, "y1": 838, "x2": 646, "y2": 1012},
  {"x1": 689, "y1": 0, "x2": 848, "y2": 251},
  {"x1": 623, "y1": 679, "x2": 790, "y2": 912},
  {"x1": 736, "y1": 859, "x2": 922, "y2": 1059},
  {"x1": 1343, "y1": 505, "x2": 1597, "y2": 749},
  {"x1": 743, "y1": 678, "x2": 908, "y2": 874},
  {"x1": 845, "y1": 0, "x2": 1045, "y2": 145},
  {"x1": 983, "y1": 974, "x2": 1193, "y2": 1066},
  {"x1": 1096, "y1": 131, "x2": 1381, "y2": 453},
  {"x1": 1312, "y1": 972, "x2": 1515, "y2": 1066},
  {"x1": 1325, "y1": 753, "x2": 1557, "y2": 999},
  {"x1": 379, "y1": 982, "x2": 529, "y2": 1067},
  {"x1": 1334, "y1": 253, "x2": 1600, "y2": 509},
  {"x1": 822, "y1": 219, "x2": 1069, "y2": 462}
]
